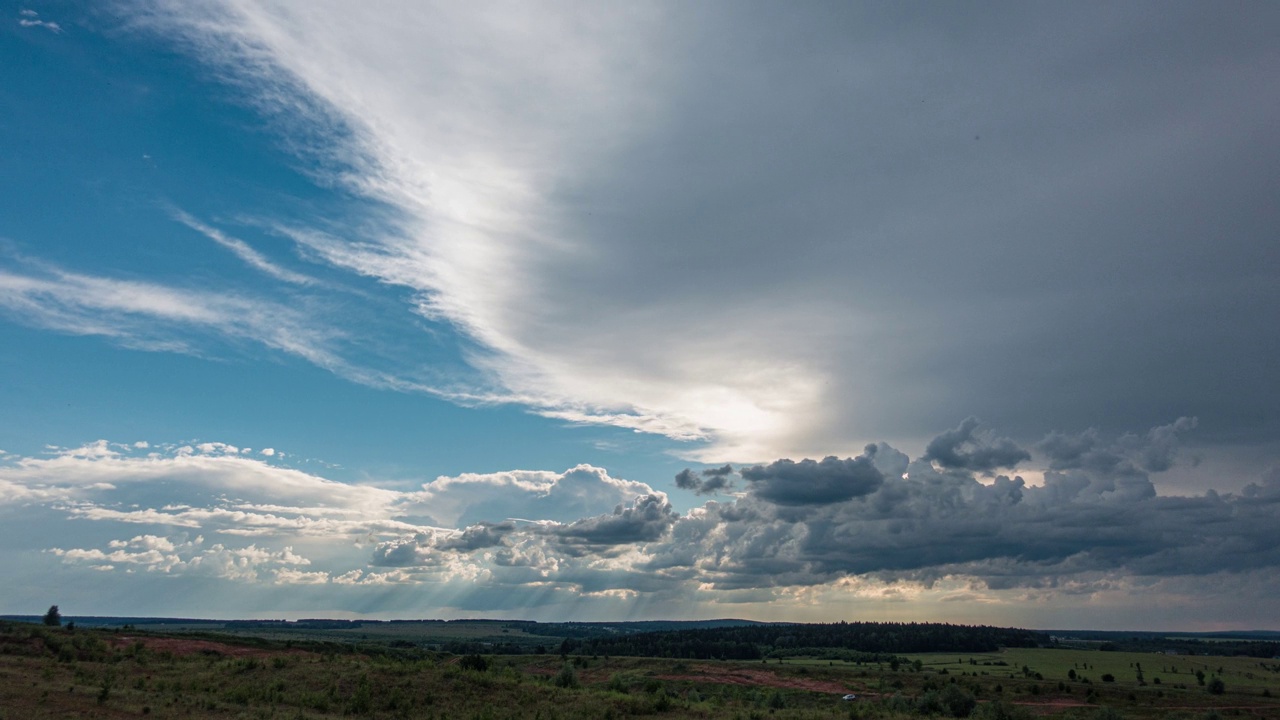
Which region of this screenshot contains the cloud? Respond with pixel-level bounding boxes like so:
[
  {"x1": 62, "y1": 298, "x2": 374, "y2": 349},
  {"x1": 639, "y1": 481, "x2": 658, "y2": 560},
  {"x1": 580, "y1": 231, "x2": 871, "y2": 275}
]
[
  {"x1": 0, "y1": 440, "x2": 412, "y2": 540},
  {"x1": 552, "y1": 494, "x2": 677, "y2": 547},
  {"x1": 365, "y1": 419, "x2": 1280, "y2": 603},
  {"x1": 18, "y1": 9, "x2": 62, "y2": 33},
  {"x1": 402, "y1": 464, "x2": 658, "y2": 527},
  {"x1": 923, "y1": 417, "x2": 1031, "y2": 473},
  {"x1": 119, "y1": 1, "x2": 1280, "y2": 463},
  {"x1": 674, "y1": 464, "x2": 734, "y2": 495},
  {"x1": 740, "y1": 450, "x2": 884, "y2": 506},
  {"x1": 0, "y1": 257, "x2": 468, "y2": 398},
  {"x1": 0, "y1": 261, "x2": 336, "y2": 364},
  {"x1": 8, "y1": 419, "x2": 1280, "y2": 623},
  {"x1": 50, "y1": 533, "x2": 319, "y2": 583},
  {"x1": 1036, "y1": 416, "x2": 1199, "y2": 501},
  {"x1": 437, "y1": 521, "x2": 515, "y2": 552},
  {"x1": 172, "y1": 210, "x2": 315, "y2": 285}
]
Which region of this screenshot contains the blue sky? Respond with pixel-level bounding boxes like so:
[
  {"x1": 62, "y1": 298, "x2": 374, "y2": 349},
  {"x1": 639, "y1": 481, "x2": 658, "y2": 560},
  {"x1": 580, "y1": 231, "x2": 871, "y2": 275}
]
[{"x1": 2, "y1": 1, "x2": 1279, "y2": 629}]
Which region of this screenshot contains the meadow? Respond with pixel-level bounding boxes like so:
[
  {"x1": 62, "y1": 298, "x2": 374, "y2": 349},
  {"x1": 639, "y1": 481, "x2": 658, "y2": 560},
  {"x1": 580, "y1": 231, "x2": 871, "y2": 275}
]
[{"x1": 2, "y1": 620, "x2": 1278, "y2": 719}]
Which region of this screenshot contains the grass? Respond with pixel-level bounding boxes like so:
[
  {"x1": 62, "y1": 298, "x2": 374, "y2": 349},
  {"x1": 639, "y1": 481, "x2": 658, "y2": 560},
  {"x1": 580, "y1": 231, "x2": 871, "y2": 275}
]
[
  {"x1": 900, "y1": 648, "x2": 1280, "y2": 691},
  {"x1": 2, "y1": 620, "x2": 1279, "y2": 719}
]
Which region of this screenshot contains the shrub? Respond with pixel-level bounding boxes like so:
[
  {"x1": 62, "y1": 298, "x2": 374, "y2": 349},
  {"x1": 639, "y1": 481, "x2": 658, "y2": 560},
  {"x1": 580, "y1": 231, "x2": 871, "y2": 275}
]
[
  {"x1": 1207, "y1": 677, "x2": 1225, "y2": 695},
  {"x1": 940, "y1": 683, "x2": 977, "y2": 718},
  {"x1": 459, "y1": 654, "x2": 489, "y2": 672},
  {"x1": 554, "y1": 663, "x2": 579, "y2": 689}
]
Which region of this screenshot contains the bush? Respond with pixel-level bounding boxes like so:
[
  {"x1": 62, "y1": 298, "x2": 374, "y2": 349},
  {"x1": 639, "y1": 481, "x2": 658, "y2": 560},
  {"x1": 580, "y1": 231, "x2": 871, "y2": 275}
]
[
  {"x1": 1207, "y1": 677, "x2": 1225, "y2": 695},
  {"x1": 916, "y1": 690, "x2": 945, "y2": 715},
  {"x1": 459, "y1": 654, "x2": 489, "y2": 672},
  {"x1": 940, "y1": 684, "x2": 977, "y2": 718},
  {"x1": 554, "y1": 662, "x2": 579, "y2": 689},
  {"x1": 1100, "y1": 673, "x2": 1115, "y2": 683}
]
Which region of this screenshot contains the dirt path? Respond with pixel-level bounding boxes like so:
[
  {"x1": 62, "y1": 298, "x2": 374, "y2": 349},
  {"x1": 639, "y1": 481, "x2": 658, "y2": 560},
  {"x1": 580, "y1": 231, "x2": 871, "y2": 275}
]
[{"x1": 656, "y1": 664, "x2": 856, "y2": 694}]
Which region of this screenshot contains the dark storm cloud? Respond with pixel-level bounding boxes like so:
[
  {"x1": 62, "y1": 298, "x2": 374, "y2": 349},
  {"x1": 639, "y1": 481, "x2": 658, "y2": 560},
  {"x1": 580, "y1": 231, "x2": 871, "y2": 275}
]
[
  {"x1": 645, "y1": 420, "x2": 1280, "y2": 590},
  {"x1": 740, "y1": 448, "x2": 884, "y2": 505},
  {"x1": 543, "y1": 1, "x2": 1280, "y2": 455},
  {"x1": 923, "y1": 417, "x2": 1030, "y2": 473},
  {"x1": 674, "y1": 464, "x2": 734, "y2": 495},
  {"x1": 1037, "y1": 417, "x2": 1198, "y2": 498}
]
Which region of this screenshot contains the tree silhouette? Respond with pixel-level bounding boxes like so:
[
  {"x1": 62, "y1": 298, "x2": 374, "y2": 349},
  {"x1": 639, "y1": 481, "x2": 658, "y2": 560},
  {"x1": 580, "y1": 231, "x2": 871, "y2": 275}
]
[{"x1": 42, "y1": 605, "x2": 61, "y2": 627}]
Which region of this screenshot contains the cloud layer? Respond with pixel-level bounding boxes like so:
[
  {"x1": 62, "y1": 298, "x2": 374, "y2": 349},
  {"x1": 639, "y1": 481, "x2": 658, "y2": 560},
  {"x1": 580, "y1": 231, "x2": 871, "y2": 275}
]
[{"x1": 6, "y1": 418, "x2": 1279, "y2": 624}]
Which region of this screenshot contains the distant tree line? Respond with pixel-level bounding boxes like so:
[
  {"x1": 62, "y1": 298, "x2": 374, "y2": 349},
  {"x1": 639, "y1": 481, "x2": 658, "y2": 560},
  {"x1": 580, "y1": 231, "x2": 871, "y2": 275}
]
[
  {"x1": 1092, "y1": 637, "x2": 1280, "y2": 658},
  {"x1": 558, "y1": 621, "x2": 1047, "y2": 660}
]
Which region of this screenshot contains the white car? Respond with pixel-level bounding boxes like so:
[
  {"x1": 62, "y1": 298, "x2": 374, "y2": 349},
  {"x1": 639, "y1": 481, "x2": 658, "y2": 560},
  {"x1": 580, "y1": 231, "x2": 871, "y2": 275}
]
[{"x1": 842, "y1": 694, "x2": 858, "y2": 701}]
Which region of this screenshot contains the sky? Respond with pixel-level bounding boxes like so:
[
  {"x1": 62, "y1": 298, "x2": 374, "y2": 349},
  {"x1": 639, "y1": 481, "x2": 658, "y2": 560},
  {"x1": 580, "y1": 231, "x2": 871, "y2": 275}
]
[{"x1": 1, "y1": 1, "x2": 1278, "y2": 630}]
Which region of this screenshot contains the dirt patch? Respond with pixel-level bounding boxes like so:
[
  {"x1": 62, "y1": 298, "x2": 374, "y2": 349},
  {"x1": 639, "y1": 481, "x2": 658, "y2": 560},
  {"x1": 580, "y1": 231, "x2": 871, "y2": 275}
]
[
  {"x1": 655, "y1": 664, "x2": 855, "y2": 694},
  {"x1": 110, "y1": 635, "x2": 308, "y2": 658}
]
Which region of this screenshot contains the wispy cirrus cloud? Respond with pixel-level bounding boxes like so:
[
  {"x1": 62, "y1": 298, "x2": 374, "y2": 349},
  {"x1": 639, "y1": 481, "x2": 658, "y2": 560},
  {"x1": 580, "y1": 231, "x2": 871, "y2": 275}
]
[
  {"x1": 0, "y1": 255, "x2": 477, "y2": 397},
  {"x1": 0, "y1": 260, "x2": 332, "y2": 356},
  {"x1": 18, "y1": 9, "x2": 62, "y2": 33},
  {"x1": 171, "y1": 210, "x2": 315, "y2": 286}
]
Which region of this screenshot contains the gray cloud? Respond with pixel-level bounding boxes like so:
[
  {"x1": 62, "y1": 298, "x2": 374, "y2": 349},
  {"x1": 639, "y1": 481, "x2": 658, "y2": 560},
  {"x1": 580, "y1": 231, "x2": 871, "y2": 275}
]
[
  {"x1": 656, "y1": 455, "x2": 1279, "y2": 592},
  {"x1": 1037, "y1": 417, "x2": 1199, "y2": 500},
  {"x1": 740, "y1": 449, "x2": 883, "y2": 505},
  {"x1": 923, "y1": 417, "x2": 1030, "y2": 473},
  {"x1": 674, "y1": 464, "x2": 734, "y2": 495},
  {"x1": 389, "y1": 419, "x2": 1280, "y2": 602},
  {"x1": 552, "y1": 494, "x2": 677, "y2": 547},
  {"x1": 436, "y1": 521, "x2": 515, "y2": 552}
]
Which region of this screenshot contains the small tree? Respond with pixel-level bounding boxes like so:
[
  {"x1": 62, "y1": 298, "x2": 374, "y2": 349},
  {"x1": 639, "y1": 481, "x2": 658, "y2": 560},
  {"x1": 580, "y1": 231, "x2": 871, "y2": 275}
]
[
  {"x1": 1207, "y1": 677, "x2": 1225, "y2": 695},
  {"x1": 43, "y1": 605, "x2": 61, "y2": 627}
]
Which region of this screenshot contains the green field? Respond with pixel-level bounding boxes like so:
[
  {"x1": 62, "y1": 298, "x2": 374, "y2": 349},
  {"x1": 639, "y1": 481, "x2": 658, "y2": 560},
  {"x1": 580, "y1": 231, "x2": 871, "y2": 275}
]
[
  {"x1": 3, "y1": 620, "x2": 1280, "y2": 719},
  {"x1": 901, "y1": 648, "x2": 1280, "y2": 690}
]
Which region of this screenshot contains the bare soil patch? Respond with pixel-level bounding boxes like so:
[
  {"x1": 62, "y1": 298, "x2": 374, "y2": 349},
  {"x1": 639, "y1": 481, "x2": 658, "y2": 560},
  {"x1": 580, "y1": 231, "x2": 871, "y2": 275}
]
[
  {"x1": 110, "y1": 635, "x2": 309, "y2": 658},
  {"x1": 656, "y1": 664, "x2": 854, "y2": 694}
]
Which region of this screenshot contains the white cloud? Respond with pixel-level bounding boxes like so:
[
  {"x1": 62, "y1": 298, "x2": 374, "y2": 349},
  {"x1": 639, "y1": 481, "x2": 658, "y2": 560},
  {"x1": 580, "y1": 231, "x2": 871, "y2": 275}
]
[
  {"x1": 0, "y1": 263, "x2": 337, "y2": 364},
  {"x1": 403, "y1": 464, "x2": 659, "y2": 526},
  {"x1": 18, "y1": 9, "x2": 62, "y2": 33},
  {"x1": 126, "y1": 1, "x2": 834, "y2": 461},
  {"x1": 172, "y1": 209, "x2": 315, "y2": 285}
]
